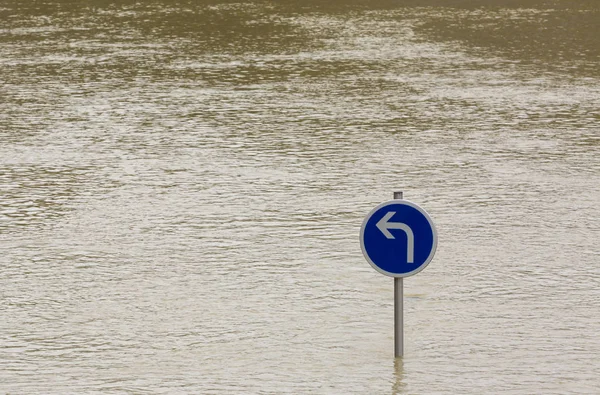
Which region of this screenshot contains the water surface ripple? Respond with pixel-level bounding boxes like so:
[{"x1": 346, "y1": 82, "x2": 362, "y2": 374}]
[{"x1": 1, "y1": 1, "x2": 599, "y2": 394}]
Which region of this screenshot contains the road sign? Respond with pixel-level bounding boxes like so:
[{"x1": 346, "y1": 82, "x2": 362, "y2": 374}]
[{"x1": 360, "y1": 199, "x2": 437, "y2": 278}]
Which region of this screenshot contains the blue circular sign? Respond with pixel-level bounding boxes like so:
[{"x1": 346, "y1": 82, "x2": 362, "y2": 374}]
[{"x1": 360, "y1": 200, "x2": 437, "y2": 277}]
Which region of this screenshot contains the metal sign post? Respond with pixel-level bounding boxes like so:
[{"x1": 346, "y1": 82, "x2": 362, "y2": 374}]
[
  {"x1": 359, "y1": 191, "x2": 437, "y2": 358},
  {"x1": 393, "y1": 192, "x2": 404, "y2": 357}
]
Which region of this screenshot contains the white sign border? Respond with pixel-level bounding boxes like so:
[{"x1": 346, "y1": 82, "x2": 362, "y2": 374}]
[{"x1": 359, "y1": 199, "x2": 438, "y2": 278}]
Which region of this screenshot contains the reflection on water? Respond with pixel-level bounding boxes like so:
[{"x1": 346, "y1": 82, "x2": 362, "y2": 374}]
[
  {"x1": 392, "y1": 358, "x2": 406, "y2": 394},
  {"x1": 1, "y1": 1, "x2": 599, "y2": 393}
]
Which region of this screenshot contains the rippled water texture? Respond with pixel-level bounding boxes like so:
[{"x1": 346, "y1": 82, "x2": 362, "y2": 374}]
[{"x1": 1, "y1": 1, "x2": 599, "y2": 393}]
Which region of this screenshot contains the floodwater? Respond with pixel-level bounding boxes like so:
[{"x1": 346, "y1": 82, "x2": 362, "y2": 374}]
[{"x1": 1, "y1": 1, "x2": 599, "y2": 393}]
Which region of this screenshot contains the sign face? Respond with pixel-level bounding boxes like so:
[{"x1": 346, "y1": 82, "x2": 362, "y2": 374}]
[{"x1": 360, "y1": 200, "x2": 437, "y2": 278}]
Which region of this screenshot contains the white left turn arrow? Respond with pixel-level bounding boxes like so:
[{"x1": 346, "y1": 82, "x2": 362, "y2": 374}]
[{"x1": 376, "y1": 211, "x2": 414, "y2": 263}]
